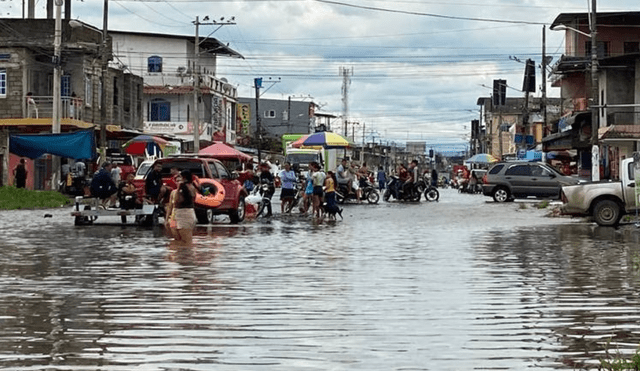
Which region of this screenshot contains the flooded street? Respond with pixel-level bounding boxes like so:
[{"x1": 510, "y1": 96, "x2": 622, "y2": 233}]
[{"x1": 2, "y1": 188, "x2": 640, "y2": 370}]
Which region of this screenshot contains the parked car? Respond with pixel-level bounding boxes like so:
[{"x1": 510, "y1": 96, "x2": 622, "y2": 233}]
[
  {"x1": 561, "y1": 156, "x2": 636, "y2": 226},
  {"x1": 137, "y1": 156, "x2": 246, "y2": 224},
  {"x1": 482, "y1": 162, "x2": 580, "y2": 202}
]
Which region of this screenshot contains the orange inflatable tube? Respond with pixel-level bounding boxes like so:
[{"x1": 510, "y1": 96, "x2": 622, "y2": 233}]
[{"x1": 194, "y1": 178, "x2": 225, "y2": 209}]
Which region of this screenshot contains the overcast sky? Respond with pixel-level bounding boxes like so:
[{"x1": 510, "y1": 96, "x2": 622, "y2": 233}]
[{"x1": 4, "y1": 0, "x2": 640, "y2": 154}]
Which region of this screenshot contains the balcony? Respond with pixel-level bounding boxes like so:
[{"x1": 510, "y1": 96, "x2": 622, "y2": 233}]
[{"x1": 25, "y1": 95, "x2": 84, "y2": 120}]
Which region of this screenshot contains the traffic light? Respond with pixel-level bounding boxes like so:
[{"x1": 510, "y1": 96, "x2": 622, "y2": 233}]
[
  {"x1": 471, "y1": 120, "x2": 479, "y2": 139},
  {"x1": 522, "y1": 59, "x2": 536, "y2": 93},
  {"x1": 492, "y1": 79, "x2": 506, "y2": 106}
]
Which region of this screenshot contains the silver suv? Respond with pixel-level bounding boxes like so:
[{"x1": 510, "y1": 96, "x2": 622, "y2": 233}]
[{"x1": 481, "y1": 162, "x2": 580, "y2": 202}]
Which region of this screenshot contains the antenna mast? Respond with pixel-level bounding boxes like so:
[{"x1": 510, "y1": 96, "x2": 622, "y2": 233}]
[{"x1": 339, "y1": 67, "x2": 353, "y2": 136}]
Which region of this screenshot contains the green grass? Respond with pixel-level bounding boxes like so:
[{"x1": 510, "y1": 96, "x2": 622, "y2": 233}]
[
  {"x1": 600, "y1": 341, "x2": 640, "y2": 370},
  {"x1": 0, "y1": 186, "x2": 72, "y2": 210},
  {"x1": 537, "y1": 200, "x2": 550, "y2": 209}
]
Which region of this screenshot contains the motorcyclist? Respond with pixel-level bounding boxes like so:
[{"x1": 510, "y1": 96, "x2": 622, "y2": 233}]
[
  {"x1": 336, "y1": 158, "x2": 352, "y2": 195},
  {"x1": 258, "y1": 162, "x2": 275, "y2": 217},
  {"x1": 402, "y1": 160, "x2": 419, "y2": 196}
]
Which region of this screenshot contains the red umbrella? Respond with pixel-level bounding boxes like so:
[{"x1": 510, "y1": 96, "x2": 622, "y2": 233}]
[
  {"x1": 122, "y1": 135, "x2": 169, "y2": 156},
  {"x1": 199, "y1": 142, "x2": 252, "y2": 162}
]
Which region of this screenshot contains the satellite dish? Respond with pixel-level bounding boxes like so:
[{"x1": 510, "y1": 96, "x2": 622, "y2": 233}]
[{"x1": 177, "y1": 66, "x2": 186, "y2": 74}]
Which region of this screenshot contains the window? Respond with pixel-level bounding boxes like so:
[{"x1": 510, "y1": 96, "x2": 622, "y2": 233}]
[
  {"x1": 0, "y1": 69, "x2": 6, "y2": 98},
  {"x1": 624, "y1": 42, "x2": 640, "y2": 54},
  {"x1": 149, "y1": 99, "x2": 170, "y2": 121},
  {"x1": 488, "y1": 164, "x2": 504, "y2": 174},
  {"x1": 113, "y1": 77, "x2": 118, "y2": 106},
  {"x1": 148, "y1": 56, "x2": 163, "y2": 73},
  {"x1": 264, "y1": 110, "x2": 276, "y2": 118},
  {"x1": 505, "y1": 165, "x2": 531, "y2": 176},
  {"x1": 215, "y1": 161, "x2": 230, "y2": 179},
  {"x1": 585, "y1": 41, "x2": 610, "y2": 58},
  {"x1": 208, "y1": 163, "x2": 219, "y2": 178},
  {"x1": 61, "y1": 74, "x2": 71, "y2": 97},
  {"x1": 84, "y1": 75, "x2": 92, "y2": 106}
]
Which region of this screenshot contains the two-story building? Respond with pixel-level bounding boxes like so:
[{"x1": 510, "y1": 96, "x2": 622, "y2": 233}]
[
  {"x1": 0, "y1": 18, "x2": 143, "y2": 189},
  {"x1": 236, "y1": 97, "x2": 318, "y2": 150},
  {"x1": 477, "y1": 96, "x2": 564, "y2": 160},
  {"x1": 109, "y1": 31, "x2": 243, "y2": 151},
  {"x1": 545, "y1": 12, "x2": 640, "y2": 179}
]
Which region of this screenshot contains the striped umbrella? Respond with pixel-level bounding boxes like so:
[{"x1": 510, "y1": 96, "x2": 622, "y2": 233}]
[{"x1": 298, "y1": 131, "x2": 353, "y2": 149}]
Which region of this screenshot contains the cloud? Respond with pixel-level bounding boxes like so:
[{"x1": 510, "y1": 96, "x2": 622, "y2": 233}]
[{"x1": 10, "y1": 0, "x2": 640, "y2": 152}]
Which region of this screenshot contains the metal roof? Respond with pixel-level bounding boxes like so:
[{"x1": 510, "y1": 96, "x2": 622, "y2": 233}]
[{"x1": 551, "y1": 12, "x2": 640, "y2": 30}]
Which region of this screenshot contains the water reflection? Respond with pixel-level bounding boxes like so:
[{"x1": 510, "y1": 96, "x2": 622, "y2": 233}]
[
  {"x1": 2, "y1": 191, "x2": 640, "y2": 369},
  {"x1": 473, "y1": 223, "x2": 640, "y2": 370}
]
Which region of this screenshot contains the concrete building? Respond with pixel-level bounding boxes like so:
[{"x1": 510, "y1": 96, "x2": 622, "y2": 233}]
[
  {"x1": 110, "y1": 31, "x2": 243, "y2": 150},
  {"x1": 0, "y1": 18, "x2": 143, "y2": 189},
  {"x1": 236, "y1": 97, "x2": 318, "y2": 146},
  {"x1": 477, "y1": 97, "x2": 563, "y2": 159},
  {"x1": 545, "y1": 12, "x2": 640, "y2": 179}
]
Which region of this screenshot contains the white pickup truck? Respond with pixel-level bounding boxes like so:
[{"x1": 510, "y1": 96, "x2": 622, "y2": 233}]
[{"x1": 561, "y1": 156, "x2": 640, "y2": 226}]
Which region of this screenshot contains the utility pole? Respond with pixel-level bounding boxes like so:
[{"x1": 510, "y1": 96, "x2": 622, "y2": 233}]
[
  {"x1": 192, "y1": 16, "x2": 236, "y2": 153},
  {"x1": 254, "y1": 78, "x2": 262, "y2": 163},
  {"x1": 590, "y1": 0, "x2": 600, "y2": 181},
  {"x1": 541, "y1": 26, "x2": 548, "y2": 131},
  {"x1": 100, "y1": 0, "x2": 109, "y2": 160},
  {"x1": 287, "y1": 96, "x2": 291, "y2": 133},
  {"x1": 51, "y1": 0, "x2": 62, "y2": 190},
  {"x1": 193, "y1": 16, "x2": 200, "y2": 153}
]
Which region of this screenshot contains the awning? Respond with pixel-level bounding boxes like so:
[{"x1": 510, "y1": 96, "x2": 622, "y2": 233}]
[
  {"x1": 599, "y1": 125, "x2": 640, "y2": 141},
  {"x1": 10, "y1": 130, "x2": 97, "y2": 160},
  {"x1": 542, "y1": 130, "x2": 573, "y2": 151}
]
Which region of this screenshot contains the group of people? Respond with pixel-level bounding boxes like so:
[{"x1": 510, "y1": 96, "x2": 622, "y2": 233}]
[
  {"x1": 87, "y1": 161, "x2": 198, "y2": 245},
  {"x1": 253, "y1": 160, "x2": 341, "y2": 220},
  {"x1": 336, "y1": 158, "x2": 375, "y2": 202}
]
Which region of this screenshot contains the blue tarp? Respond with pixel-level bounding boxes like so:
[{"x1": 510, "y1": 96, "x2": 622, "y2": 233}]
[{"x1": 10, "y1": 130, "x2": 96, "y2": 160}]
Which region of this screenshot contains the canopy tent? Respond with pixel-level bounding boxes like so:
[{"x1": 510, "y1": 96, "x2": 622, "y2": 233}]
[
  {"x1": 9, "y1": 130, "x2": 96, "y2": 160},
  {"x1": 466, "y1": 153, "x2": 500, "y2": 164},
  {"x1": 199, "y1": 142, "x2": 252, "y2": 162}
]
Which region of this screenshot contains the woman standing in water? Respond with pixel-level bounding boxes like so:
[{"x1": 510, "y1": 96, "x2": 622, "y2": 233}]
[{"x1": 173, "y1": 170, "x2": 197, "y2": 245}]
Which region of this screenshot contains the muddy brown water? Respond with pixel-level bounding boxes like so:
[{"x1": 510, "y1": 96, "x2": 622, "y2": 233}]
[{"x1": 1, "y1": 188, "x2": 640, "y2": 370}]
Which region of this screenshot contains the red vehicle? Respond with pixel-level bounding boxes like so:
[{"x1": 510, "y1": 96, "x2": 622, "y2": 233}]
[
  {"x1": 101, "y1": 150, "x2": 136, "y2": 180},
  {"x1": 135, "y1": 156, "x2": 247, "y2": 224}
]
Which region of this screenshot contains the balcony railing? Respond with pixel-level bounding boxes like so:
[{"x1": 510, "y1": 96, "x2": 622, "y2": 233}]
[{"x1": 25, "y1": 95, "x2": 84, "y2": 120}]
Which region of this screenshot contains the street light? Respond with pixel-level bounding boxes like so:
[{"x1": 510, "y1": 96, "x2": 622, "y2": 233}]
[{"x1": 51, "y1": 0, "x2": 62, "y2": 190}]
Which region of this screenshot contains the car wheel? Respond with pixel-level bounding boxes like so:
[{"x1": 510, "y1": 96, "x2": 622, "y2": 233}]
[
  {"x1": 195, "y1": 208, "x2": 212, "y2": 224},
  {"x1": 492, "y1": 187, "x2": 510, "y2": 203},
  {"x1": 229, "y1": 197, "x2": 245, "y2": 224},
  {"x1": 367, "y1": 190, "x2": 380, "y2": 204},
  {"x1": 593, "y1": 199, "x2": 621, "y2": 227}
]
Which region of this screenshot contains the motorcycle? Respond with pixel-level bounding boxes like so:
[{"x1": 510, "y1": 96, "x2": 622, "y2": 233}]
[
  {"x1": 384, "y1": 176, "x2": 439, "y2": 202},
  {"x1": 335, "y1": 178, "x2": 380, "y2": 204},
  {"x1": 59, "y1": 171, "x2": 88, "y2": 196},
  {"x1": 246, "y1": 181, "x2": 274, "y2": 217}
]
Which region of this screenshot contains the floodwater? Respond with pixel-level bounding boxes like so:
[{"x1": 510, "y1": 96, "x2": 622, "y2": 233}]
[{"x1": 2, "y1": 189, "x2": 640, "y2": 370}]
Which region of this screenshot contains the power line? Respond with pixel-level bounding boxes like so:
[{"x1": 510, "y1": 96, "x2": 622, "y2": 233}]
[{"x1": 314, "y1": 0, "x2": 548, "y2": 25}]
